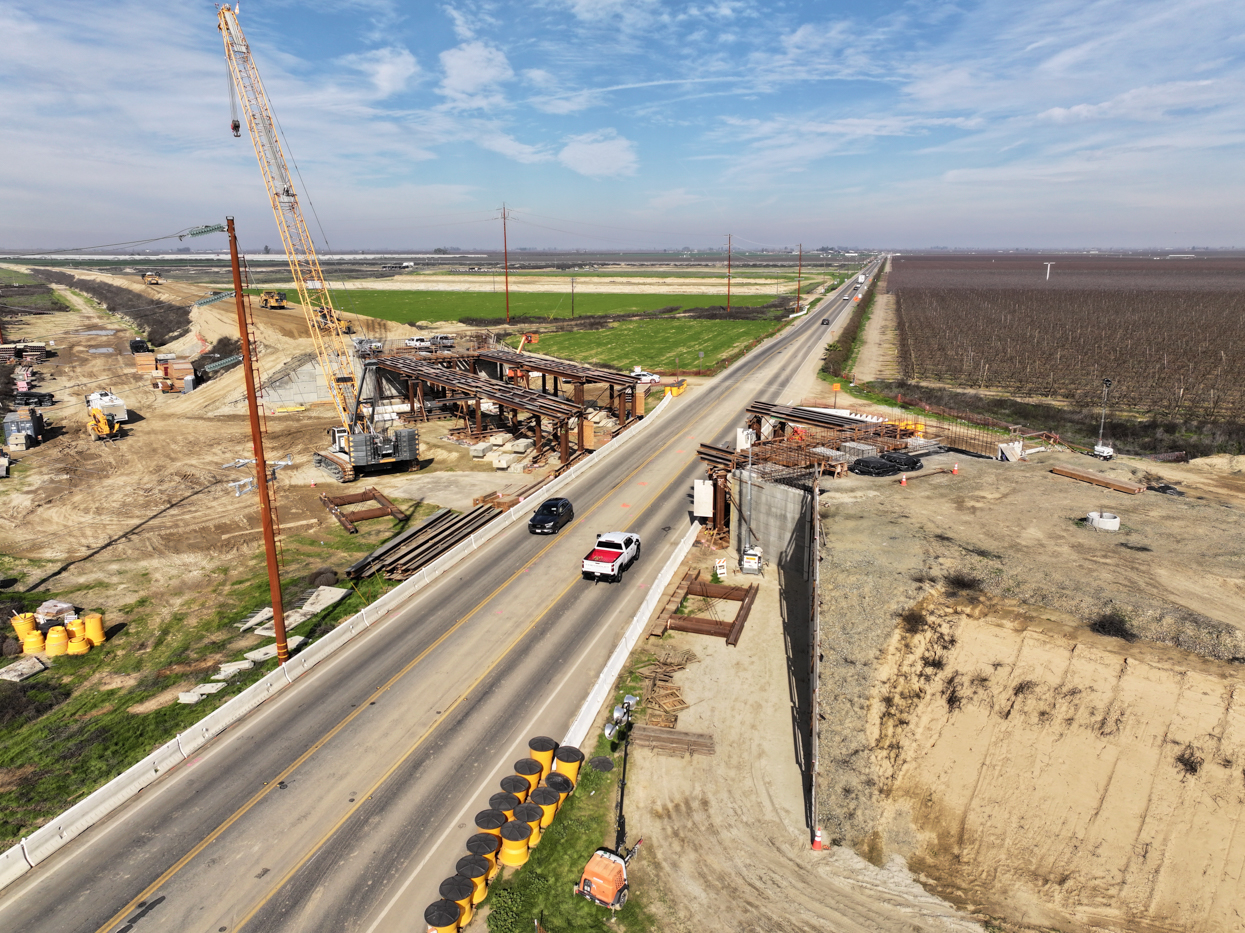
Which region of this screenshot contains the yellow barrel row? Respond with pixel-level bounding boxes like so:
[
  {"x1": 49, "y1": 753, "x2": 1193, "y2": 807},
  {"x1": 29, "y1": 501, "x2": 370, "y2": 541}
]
[
  {"x1": 14, "y1": 612, "x2": 106, "y2": 656},
  {"x1": 425, "y1": 736, "x2": 584, "y2": 931}
]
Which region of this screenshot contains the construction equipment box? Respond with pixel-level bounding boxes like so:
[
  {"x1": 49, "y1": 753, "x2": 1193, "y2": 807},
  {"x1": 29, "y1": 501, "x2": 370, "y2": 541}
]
[
  {"x1": 134, "y1": 351, "x2": 156, "y2": 373},
  {"x1": 3, "y1": 408, "x2": 45, "y2": 449}
]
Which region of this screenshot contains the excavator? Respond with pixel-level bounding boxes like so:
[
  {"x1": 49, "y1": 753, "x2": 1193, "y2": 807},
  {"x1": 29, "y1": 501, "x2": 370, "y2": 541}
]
[
  {"x1": 87, "y1": 407, "x2": 120, "y2": 442},
  {"x1": 219, "y1": 5, "x2": 414, "y2": 482}
]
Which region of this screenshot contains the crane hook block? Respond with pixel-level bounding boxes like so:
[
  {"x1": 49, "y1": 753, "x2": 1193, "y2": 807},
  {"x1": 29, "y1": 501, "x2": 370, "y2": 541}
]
[{"x1": 231, "y1": 119, "x2": 241, "y2": 137}]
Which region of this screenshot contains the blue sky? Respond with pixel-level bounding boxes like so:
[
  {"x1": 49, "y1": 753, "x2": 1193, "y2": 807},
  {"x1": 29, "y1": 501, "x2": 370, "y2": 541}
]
[{"x1": 1, "y1": 0, "x2": 1242, "y2": 250}]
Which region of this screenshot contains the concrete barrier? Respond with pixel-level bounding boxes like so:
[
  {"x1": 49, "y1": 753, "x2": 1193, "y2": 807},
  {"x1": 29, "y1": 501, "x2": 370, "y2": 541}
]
[
  {"x1": 563, "y1": 518, "x2": 701, "y2": 749},
  {"x1": 0, "y1": 843, "x2": 30, "y2": 889},
  {"x1": 0, "y1": 392, "x2": 679, "y2": 889}
]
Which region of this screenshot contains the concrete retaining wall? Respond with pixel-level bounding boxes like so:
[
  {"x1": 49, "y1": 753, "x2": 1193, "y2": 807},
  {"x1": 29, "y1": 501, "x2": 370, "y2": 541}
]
[
  {"x1": 731, "y1": 470, "x2": 815, "y2": 579},
  {"x1": 0, "y1": 391, "x2": 674, "y2": 890}
]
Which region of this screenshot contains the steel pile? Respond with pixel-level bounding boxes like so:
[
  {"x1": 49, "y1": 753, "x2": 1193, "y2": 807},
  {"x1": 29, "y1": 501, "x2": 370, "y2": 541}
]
[{"x1": 346, "y1": 505, "x2": 499, "y2": 580}]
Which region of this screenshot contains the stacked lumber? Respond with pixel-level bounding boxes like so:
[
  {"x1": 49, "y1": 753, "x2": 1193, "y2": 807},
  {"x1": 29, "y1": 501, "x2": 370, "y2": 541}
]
[
  {"x1": 345, "y1": 505, "x2": 498, "y2": 580},
  {"x1": 629, "y1": 724, "x2": 715, "y2": 757}
]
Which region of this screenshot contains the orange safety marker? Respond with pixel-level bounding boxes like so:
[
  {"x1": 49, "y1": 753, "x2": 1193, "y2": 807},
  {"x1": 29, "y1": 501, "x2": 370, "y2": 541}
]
[
  {"x1": 899, "y1": 474, "x2": 907, "y2": 486},
  {"x1": 952, "y1": 463, "x2": 959, "y2": 474},
  {"x1": 813, "y1": 827, "x2": 824, "y2": 850}
]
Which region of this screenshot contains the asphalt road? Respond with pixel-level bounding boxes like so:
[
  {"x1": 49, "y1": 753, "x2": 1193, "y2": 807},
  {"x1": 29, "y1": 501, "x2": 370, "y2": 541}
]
[{"x1": 0, "y1": 263, "x2": 874, "y2": 933}]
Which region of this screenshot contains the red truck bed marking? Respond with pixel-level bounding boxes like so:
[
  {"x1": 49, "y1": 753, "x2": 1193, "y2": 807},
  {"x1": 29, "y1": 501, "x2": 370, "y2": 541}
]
[{"x1": 587, "y1": 548, "x2": 620, "y2": 564}]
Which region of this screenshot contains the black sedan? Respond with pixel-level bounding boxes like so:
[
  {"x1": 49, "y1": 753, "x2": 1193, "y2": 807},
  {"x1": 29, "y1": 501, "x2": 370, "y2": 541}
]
[
  {"x1": 848, "y1": 457, "x2": 903, "y2": 477},
  {"x1": 880, "y1": 451, "x2": 924, "y2": 471},
  {"x1": 529, "y1": 497, "x2": 574, "y2": 534}
]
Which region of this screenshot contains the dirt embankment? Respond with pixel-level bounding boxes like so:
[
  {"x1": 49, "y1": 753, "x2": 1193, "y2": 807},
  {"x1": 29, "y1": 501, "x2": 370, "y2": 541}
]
[{"x1": 816, "y1": 449, "x2": 1245, "y2": 931}]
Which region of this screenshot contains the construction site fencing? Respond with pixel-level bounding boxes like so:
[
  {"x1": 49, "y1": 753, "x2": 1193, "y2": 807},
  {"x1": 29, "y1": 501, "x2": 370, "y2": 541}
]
[
  {"x1": 809, "y1": 473, "x2": 821, "y2": 838},
  {"x1": 0, "y1": 390, "x2": 676, "y2": 892}
]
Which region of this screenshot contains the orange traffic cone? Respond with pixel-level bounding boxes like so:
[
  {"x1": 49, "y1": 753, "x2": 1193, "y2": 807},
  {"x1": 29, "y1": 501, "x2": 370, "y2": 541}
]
[
  {"x1": 812, "y1": 827, "x2": 824, "y2": 850},
  {"x1": 952, "y1": 463, "x2": 959, "y2": 474},
  {"x1": 899, "y1": 474, "x2": 907, "y2": 486}
]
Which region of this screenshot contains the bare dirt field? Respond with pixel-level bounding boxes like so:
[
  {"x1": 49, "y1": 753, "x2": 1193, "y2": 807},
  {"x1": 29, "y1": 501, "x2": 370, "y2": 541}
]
[{"x1": 816, "y1": 448, "x2": 1245, "y2": 932}]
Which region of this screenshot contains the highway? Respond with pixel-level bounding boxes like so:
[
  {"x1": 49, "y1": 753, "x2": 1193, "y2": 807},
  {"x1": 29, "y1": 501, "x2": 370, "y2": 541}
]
[{"x1": 0, "y1": 263, "x2": 874, "y2": 933}]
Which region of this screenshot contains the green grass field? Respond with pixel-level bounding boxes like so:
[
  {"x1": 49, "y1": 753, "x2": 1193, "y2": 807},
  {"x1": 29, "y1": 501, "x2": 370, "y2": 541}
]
[
  {"x1": 510, "y1": 319, "x2": 787, "y2": 373},
  {"x1": 335, "y1": 290, "x2": 773, "y2": 324}
]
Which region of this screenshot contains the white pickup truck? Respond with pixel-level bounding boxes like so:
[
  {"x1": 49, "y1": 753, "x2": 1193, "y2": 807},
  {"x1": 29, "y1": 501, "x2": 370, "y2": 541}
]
[{"x1": 581, "y1": 532, "x2": 641, "y2": 583}]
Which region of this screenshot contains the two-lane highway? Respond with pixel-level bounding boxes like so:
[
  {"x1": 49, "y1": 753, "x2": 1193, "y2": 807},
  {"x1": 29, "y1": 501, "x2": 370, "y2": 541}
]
[{"x1": 0, "y1": 261, "x2": 876, "y2": 933}]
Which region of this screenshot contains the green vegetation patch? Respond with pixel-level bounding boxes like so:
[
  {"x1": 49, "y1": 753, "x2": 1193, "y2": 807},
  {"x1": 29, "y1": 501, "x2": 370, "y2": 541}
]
[
  {"x1": 339, "y1": 290, "x2": 771, "y2": 324},
  {"x1": 515, "y1": 319, "x2": 786, "y2": 373}
]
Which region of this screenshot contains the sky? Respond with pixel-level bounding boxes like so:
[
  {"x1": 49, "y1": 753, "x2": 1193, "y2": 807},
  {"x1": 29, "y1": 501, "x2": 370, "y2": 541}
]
[{"x1": 1, "y1": 0, "x2": 1242, "y2": 251}]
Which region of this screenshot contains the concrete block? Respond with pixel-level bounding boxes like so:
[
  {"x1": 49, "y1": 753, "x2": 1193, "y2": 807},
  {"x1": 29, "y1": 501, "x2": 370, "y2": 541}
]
[
  {"x1": 500, "y1": 442, "x2": 516, "y2": 453},
  {"x1": 489, "y1": 433, "x2": 513, "y2": 446},
  {"x1": 470, "y1": 442, "x2": 493, "y2": 459},
  {"x1": 512, "y1": 438, "x2": 534, "y2": 453},
  {"x1": 236, "y1": 607, "x2": 272, "y2": 631},
  {"x1": 495, "y1": 454, "x2": 517, "y2": 470},
  {"x1": 508, "y1": 463, "x2": 526, "y2": 473},
  {"x1": 212, "y1": 659, "x2": 255, "y2": 680},
  {"x1": 178, "y1": 692, "x2": 202, "y2": 705},
  {"x1": 244, "y1": 636, "x2": 306, "y2": 662},
  {"x1": 0, "y1": 656, "x2": 47, "y2": 683},
  {"x1": 194, "y1": 682, "x2": 226, "y2": 696}
]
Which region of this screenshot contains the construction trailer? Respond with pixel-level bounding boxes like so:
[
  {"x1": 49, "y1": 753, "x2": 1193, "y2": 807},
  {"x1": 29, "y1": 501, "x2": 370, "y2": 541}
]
[{"x1": 3, "y1": 408, "x2": 45, "y2": 450}]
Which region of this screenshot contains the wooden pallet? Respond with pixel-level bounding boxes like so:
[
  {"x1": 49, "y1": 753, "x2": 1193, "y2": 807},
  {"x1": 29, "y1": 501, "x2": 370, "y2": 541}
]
[
  {"x1": 630, "y1": 725, "x2": 715, "y2": 757},
  {"x1": 1050, "y1": 465, "x2": 1145, "y2": 495}
]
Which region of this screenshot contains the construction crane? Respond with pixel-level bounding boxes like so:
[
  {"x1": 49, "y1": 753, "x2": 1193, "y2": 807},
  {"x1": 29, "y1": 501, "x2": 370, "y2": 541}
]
[{"x1": 218, "y1": 5, "x2": 417, "y2": 482}]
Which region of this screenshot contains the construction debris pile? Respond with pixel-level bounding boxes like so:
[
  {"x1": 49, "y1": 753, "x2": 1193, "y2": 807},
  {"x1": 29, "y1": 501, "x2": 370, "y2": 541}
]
[
  {"x1": 638, "y1": 647, "x2": 699, "y2": 729},
  {"x1": 7, "y1": 603, "x2": 107, "y2": 661}
]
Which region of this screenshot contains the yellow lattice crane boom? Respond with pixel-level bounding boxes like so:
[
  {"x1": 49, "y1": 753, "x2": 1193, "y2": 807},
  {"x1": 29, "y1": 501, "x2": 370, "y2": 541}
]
[{"x1": 218, "y1": 4, "x2": 362, "y2": 433}]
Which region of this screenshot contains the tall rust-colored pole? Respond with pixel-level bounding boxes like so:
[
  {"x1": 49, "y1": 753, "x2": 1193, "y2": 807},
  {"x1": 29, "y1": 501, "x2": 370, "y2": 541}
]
[
  {"x1": 501, "y1": 203, "x2": 511, "y2": 325},
  {"x1": 227, "y1": 217, "x2": 288, "y2": 664}
]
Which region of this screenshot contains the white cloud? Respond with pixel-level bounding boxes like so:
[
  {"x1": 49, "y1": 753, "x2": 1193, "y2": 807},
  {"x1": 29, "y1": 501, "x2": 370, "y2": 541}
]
[
  {"x1": 1038, "y1": 81, "x2": 1220, "y2": 123},
  {"x1": 438, "y1": 41, "x2": 514, "y2": 109},
  {"x1": 337, "y1": 46, "x2": 419, "y2": 98},
  {"x1": 646, "y1": 188, "x2": 704, "y2": 210},
  {"x1": 557, "y1": 129, "x2": 637, "y2": 176}
]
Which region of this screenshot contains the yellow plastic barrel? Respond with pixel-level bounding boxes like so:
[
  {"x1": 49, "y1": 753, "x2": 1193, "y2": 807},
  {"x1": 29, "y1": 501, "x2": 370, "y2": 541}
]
[
  {"x1": 553, "y1": 745, "x2": 584, "y2": 784},
  {"x1": 545, "y1": 772, "x2": 574, "y2": 810},
  {"x1": 67, "y1": 636, "x2": 90, "y2": 656},
  {"x1": 499, "y1": 774, "x2": 530, "y2": 804},
  {"x1": 474, "y1": 809, "x2": 507, "y2": 839},
  {"x1": 84, "y1": 613, "x2": 106, "y2": 646},
  {"x1": 514, "y1": 758, "x2": 543, "y2": 795},
  {"x1": 10, "y1": 614, "x2": 35, "y2": 639},
  {"x1": 439, "y1": 875, "x2": 474, "y2": 926},
  {"x1": 489, "y1": 792, "x2": 519, "y2": 822},
  {"x1": 529, "y1": 787, "x2": 560, "y2": 828},
  {"x1": 44, "y1": 626, "x2": 69, "y2": 657},
  {"x1": 22, "y1": 630, "x2": 45, "y2": 655},
  {"x1": 528, "y1": 735, "x2": 558, "y2": 780},
  {"x1": 66, "y1": 618, "x2": 86, "y2": 641},
  {"x1": 466, "y1": 832, "x2": 501, "y2": 882},
  {"x1": 498, "y1": 819, "x2": 531, "y2": 867},
  {"x1": 423, "y1": 898, "x2": 460, "y2": 933},
  {"x1": 513, "y1": 802, "x2": 543, "y2": 848},
  {"x1": 455, "y1": 854, "x2": 490, "y2": 906}
]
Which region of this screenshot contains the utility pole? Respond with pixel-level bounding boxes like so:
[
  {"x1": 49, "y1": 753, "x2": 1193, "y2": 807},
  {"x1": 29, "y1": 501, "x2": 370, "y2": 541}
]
[
  {"x1": 795, "y1": 243, "x2": 803, "y2": 313},
  {"x1": 500, "y1": 203, "x2": 511, "y2": 325},
  {"x1": 570, "y1": 276, "x2": 575, "y2": 318},
  {"x1": 726, "y1": 233, "x2": 732, "y2": 315},
  {"x1": 1044, "y1": 262, "x2": 1054, "y2": 281},
  {"x1": 227, "y1": 217, "x2": 288, "y2": 665}
]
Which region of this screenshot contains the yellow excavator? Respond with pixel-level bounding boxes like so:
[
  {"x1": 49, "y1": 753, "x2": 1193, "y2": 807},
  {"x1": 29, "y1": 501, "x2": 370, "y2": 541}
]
[
  {"x1": 259, "y1": 290, "x2": 287, "y2": 309},
  {"x1": 87, "y1": 407, "x2": 120, "y2": 441}
]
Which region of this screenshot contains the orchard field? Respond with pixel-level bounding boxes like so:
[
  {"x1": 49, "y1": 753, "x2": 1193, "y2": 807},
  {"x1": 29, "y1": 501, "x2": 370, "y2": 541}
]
[{"x1": 891, "y1": 255, "x2": 1245, "y2": 421}]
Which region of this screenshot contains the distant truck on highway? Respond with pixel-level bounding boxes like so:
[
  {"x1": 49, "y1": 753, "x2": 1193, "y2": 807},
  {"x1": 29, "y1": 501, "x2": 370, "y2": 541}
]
[
  {"x1": 857, "y1": 274, "x2": 866, "y2": 284},
  {"x1": 582, "y1": 532, "x2": 641, "y2": 583}
]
